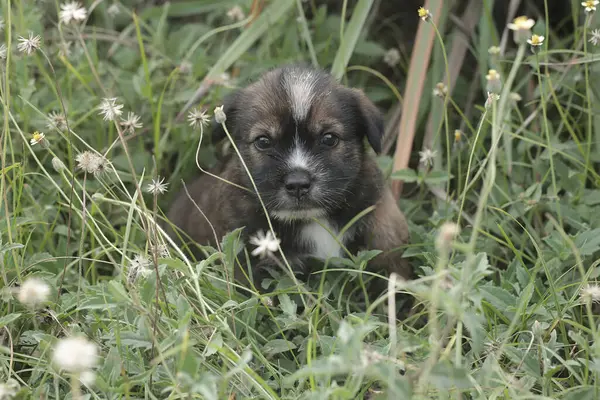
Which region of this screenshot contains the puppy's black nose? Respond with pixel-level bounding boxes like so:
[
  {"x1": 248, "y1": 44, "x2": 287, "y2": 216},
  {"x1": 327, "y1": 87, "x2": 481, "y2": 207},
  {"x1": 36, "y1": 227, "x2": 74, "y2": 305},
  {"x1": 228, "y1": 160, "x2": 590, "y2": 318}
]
[{"x1": 284, "y1": 170, "x2": 311, "y2": 199}]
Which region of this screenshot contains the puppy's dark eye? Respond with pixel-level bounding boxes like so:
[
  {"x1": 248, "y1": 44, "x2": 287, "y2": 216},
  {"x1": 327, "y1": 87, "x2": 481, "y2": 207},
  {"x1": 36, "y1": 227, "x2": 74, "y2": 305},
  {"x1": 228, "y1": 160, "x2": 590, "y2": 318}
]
[
  {"x1": 321, "y1": 133, "x2": 339, "y2": 147},
  {"x1": 254, "y1": 136, "x2": 272, "y2": 150}
]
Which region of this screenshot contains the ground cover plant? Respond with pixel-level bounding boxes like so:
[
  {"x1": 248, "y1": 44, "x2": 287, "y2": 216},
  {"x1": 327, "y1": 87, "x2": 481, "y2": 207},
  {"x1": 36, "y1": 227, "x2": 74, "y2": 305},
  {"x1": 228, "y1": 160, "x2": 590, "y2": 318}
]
[{"x1": 1, "y1": 0, "x2": 600, "y2": 398}]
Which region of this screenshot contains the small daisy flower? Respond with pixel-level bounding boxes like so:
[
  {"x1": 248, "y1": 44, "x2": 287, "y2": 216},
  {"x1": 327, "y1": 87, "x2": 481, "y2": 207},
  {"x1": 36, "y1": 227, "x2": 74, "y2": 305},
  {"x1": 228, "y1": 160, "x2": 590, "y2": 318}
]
[
  {"x1": 47, "y1": 111, "x2": 68, "y2": 131},
  {"x1": 0, "y1": 44, "x2": 7, "y2": 60},
  {"x1": 214, "y1": 106, "x2": 227, "y2": 124},
  {"x1": 187, "y1": 108, "x2": 209, "y2": 130},
  {"x1": 488, "y1": 46, "x2": 501, "y2": 55},
  {"x1": 527, "y1": 34, "x2": 545, "y2": 47},
  {"x1": 417, "y1": 6, "x2": 431, "y2": 21},
  {"x1": 227, "y1": 5, "x2": 245, "y2": 22},
  {"x1": 17, "y1": 277, "x2": 50, "y2": 309},
  {"x1": 30, "y1": 131, "x2": 47, "y2": 147},
  {"x1": 485, "y1": 92, "x2": 500, "y2": 109},
  {"x1": 120, "y1": 112, "x2": 143, "y2": 134},
  {"x1": 581, "y1": 284, "x2": 600, "y2": 303},
  {"x1": 17, "y1": 32, "x2": 42, "y2": 55},
  {"x1": 127, "y1": 254, "x2": 152, "y2": 283},
  {"x1": 107, "y1": 3, "x2": 120, "y2": 17},
  {"x1": 582, "y1": 0, "x2": 599, "y2": 13},
  {"x1": 52, "y1": 157, "x2": 66, "y2": 172},
  {"x1": 589, "y1": 29, "x2": 600, "y2": 46},
  {"x1": 507, "y1": 16, "x2": 535, "y2": 31},
  {"x1": 249, "y1": 230, "x2": 281, "y2": 259},
  {"x1": 98, "y1": 97, "x2": 124, "y2": 121},
  {"x1": 419, "y1": 148, "x2": 437, "y2": 167},
  {"x1": 53, "y1": 336, "x2": 98, "y2": 373},
  {"x1": 435, "y1": 222, "x2": 460, "y2": 252},
  {"x1": 507, "y1": 16, "x2": 535, "y2": 44},
  {"x1": 145, "y1": 176, "x2": 168, "y2": 195},
  {"x1": 383, "y1": 48, "x2": 401, "y2": 67},
  {"x1": 432, "y1": 82, "x2": 447, "y2": 98},
  {"x1": 76, "y1": 151, "x2": 108, "y2": 177},
  {"x1": 485, "y1": 69, "x2": 502, "y2": 93},
  {"x1": 59, "y1": 2, "x2": 87, "y2": 25}
]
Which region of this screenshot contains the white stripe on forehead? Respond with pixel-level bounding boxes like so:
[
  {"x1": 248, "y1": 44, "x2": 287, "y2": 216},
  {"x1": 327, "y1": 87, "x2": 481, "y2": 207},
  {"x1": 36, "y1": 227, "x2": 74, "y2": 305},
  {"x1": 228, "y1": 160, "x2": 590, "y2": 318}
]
[
  {"x1": 287, "y1": 135, "x2": 311, "y2": 170},
  {"x1": 282, "y1": 69, "x2": 319, "y2": 122}
]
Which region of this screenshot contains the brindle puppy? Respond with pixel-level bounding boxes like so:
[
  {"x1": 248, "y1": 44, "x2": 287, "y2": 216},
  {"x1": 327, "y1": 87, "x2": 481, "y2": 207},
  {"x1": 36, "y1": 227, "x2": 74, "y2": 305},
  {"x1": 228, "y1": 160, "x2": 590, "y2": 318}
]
[{"x1": 167, "y1": 65, "x2": 410, "y2": 287}]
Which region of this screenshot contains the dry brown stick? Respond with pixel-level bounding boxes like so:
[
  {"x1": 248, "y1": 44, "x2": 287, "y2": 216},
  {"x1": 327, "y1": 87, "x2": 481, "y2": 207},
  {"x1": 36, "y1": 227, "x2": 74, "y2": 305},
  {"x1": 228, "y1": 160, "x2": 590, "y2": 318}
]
[{"x1": 390, "y1": 0, "x2": 444, "y2": 199}]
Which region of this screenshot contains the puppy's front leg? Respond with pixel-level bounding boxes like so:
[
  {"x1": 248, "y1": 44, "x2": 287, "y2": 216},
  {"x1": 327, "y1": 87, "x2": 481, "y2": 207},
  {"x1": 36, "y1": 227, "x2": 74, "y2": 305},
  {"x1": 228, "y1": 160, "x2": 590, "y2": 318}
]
[{"x1": 364, "y1": 187, "x2": 412, "y2": 280}]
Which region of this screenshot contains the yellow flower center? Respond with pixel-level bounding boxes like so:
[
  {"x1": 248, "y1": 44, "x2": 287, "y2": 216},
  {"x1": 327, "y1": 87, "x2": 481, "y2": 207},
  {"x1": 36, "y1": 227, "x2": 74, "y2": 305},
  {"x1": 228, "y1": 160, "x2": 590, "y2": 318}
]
[
  {"x1": 530, "y1": 35, "x2": 543, "y2": 45},
  {"x1": 418, "y1": 7, "x2": 429, "y2": 19},
  {"x1": 454, "y1": 130, "x2": 462, "y2": 142},
  {"x1": 583, "y1": 1, "x2": 597, "y2": 8},
  {"x1": 32, "y1": 132, "x2": 43, "y2": 142},
  {"x1": 486, "y1": 69, "x2": 500, "y2": 81}
]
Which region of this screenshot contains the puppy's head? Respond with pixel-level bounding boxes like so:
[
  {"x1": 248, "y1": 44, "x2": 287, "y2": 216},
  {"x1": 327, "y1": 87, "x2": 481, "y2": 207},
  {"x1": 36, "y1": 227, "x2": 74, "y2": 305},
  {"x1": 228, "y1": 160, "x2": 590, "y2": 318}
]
[{"x1": 212, "y1": 65, "x2": 384, "y2": 221}]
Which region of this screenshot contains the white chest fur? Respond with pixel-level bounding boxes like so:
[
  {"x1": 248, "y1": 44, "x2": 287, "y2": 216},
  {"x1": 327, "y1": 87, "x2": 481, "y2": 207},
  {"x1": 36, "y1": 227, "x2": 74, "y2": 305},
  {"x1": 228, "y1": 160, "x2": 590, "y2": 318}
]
[{"x1": 299, "y1": 220, "x2": 352, "y2": 260}]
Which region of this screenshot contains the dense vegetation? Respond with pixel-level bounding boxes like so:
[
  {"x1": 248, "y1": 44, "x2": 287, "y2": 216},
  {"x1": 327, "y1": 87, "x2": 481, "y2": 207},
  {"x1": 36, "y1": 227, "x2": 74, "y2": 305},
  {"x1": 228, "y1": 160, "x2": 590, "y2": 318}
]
[{"x1": 1, "y1": 0, "x2": 600, "y2": 398}]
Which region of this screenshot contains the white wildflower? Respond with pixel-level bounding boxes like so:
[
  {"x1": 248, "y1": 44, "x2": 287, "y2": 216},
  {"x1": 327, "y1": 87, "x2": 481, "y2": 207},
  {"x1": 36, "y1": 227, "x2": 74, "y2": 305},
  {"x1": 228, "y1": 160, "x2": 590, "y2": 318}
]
[
  {"x1": 507, "y1": 16, "x2": 535, "y2": 44},
  {"x1": 75, "y1": 151, "x2": 108, "y2": 177},
  {"x1": 419, "y1": 148, "x2": 437, "y2": 167},
  {"x1": 383, "y1": 48, "x2": 400, "y2": 67},
  {"x1": 488, "y1": 46, "x2": 501, "y2": 55},
  {"x1": 98, "y1": 97, "x2": 124, "y2": 121},
  {"x1": 17, "y1": 32, "x2": 42, "y2": 55},
  {"x1": 249, "y1": 230, "x2": 280, "y2": 259},
  {"x1": 59, "y1": 2, "x2": 87, "y2": 24},
  {"x1": 120, "y1": 112, "x2": 143, "y2": 134},
  {"x1": 30, "y1": 131, "x2": 46, "y2": 147},
  {"x1": 214, "y1": 106, "x2": 226, "y2": 124},
  {"x1": 47, "y1": 111, "x2": 68, "y2": 131},
  {"x1": 589, "y1": 29, "x2": 600, "y2": 46},
  {"x1": 507, "y1": 16, "x2": 535, "y2": 31},
  {"x1": 0, "y1": 44, "x2": 7, "y2": 60},
  {"x1": 432, "y1": 82, "x2": 447, "y2": 98},
  {"x1": 187, "y1": 108, "x2": 209, "y2": 130},
  {"x1": 582, "y1": 1, "x2": 599, "y2": 13},
  {"x1": 17, "y1": 277, "x2": 50, "y2": 309},
  {"x1": 150, "y1": 243, "x2": 170, "y2": 259},
  {"x1": 53, "y1": 336, "x2": 98, "y2": 373},
  {"x1": 581, "y1": 284, "x2": 600, "y2": 304},
  {"x1": 145, "y1": 176, "x2": 168, "y2": 195},
  {"x1": 227, "y1": 5, "x2": 245, "y2": 22}
]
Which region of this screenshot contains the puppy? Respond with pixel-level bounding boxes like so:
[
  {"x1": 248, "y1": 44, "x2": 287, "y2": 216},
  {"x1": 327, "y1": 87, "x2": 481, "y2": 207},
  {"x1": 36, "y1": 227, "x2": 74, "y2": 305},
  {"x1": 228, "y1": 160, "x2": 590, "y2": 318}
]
[{"x1": 167, "y1": 65, "x2": 410, "y2": 286}]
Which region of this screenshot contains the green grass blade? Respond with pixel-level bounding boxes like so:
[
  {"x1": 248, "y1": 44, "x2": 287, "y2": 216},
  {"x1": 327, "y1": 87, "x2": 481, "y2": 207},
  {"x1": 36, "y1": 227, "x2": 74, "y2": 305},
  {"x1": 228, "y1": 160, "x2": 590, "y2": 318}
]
[{"x1": 330, "y1": 0, "x2": 374, "y2": 80}]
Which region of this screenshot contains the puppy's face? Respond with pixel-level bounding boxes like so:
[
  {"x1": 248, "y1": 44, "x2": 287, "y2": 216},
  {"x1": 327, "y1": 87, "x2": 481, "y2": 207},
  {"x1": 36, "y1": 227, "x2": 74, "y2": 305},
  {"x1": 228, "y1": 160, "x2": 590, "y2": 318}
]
[{"x1": 213, "y1": 66, "x2": 384, "y2": 221}]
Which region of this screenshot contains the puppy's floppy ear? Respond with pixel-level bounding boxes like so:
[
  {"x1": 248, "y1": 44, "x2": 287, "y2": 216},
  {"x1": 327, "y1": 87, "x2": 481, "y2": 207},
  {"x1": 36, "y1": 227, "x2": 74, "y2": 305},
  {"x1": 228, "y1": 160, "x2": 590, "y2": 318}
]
[
  {"x1": 350, "y1": 88, "x2": 385, "y2": 154},
  {"x1": 210, "y1": 90, "x2": 241, "y2": 144}
]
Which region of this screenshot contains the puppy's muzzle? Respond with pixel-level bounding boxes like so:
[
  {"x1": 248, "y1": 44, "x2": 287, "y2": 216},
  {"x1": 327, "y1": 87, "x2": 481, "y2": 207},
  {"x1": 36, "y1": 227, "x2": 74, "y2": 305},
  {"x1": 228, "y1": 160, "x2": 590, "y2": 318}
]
[{"x1": 284, "y1": 170, "x2": 311, "y2": 200}]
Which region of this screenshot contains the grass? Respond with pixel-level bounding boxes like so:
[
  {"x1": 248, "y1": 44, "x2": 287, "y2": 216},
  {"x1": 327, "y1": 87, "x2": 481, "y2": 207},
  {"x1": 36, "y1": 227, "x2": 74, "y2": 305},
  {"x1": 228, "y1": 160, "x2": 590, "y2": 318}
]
[{"x1": 1, "y1": 0, "x2": 600, "y2": 398}]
